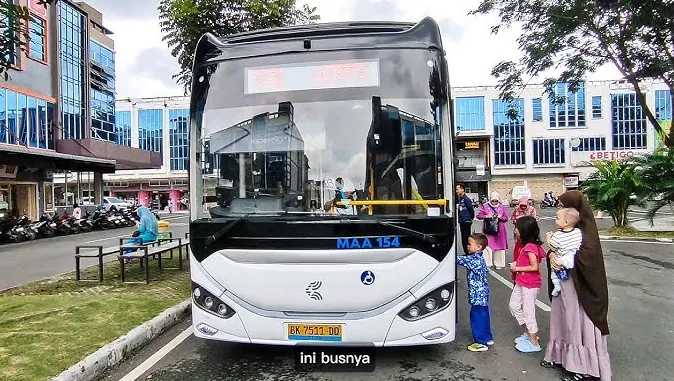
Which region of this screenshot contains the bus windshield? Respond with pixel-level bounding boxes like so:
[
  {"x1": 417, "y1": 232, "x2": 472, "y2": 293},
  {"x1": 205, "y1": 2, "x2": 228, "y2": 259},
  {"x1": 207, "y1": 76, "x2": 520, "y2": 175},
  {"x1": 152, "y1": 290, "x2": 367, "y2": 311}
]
[{"x1": 192, "y1": 49, "x2": 449, "y2": 220}]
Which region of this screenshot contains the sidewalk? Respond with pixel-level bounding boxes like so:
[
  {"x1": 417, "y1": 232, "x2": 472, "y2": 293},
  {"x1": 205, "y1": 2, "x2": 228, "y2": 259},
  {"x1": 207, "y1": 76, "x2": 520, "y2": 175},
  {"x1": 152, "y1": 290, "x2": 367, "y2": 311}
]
[{"x1": 630, "y1": 216, "x2": 674, "y2": 232}]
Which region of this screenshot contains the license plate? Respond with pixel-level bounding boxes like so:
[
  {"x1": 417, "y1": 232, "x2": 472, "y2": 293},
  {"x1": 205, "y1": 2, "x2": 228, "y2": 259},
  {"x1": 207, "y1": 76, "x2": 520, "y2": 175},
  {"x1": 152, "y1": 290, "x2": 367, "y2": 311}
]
[{"x1": 287, "y1": 323, "x2": 342, "y2": 342}]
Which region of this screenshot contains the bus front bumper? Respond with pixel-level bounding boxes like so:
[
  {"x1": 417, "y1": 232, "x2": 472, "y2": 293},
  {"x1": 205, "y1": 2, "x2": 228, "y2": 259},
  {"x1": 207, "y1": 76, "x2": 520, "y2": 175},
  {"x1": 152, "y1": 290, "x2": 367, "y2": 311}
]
[{"x1": 190, "y1": 290, "x2": 456, "y2": 347}]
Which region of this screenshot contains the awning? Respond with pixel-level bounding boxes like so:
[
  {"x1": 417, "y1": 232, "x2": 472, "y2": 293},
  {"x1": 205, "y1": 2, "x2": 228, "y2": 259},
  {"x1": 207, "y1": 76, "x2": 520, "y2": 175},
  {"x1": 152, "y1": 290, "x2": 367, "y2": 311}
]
[
  {"x1": 0, "y1": 143, "x2": 117, "y2": 173},
  {"x1": 56, "y1": 139, "x2": 162, "y2": 170}
]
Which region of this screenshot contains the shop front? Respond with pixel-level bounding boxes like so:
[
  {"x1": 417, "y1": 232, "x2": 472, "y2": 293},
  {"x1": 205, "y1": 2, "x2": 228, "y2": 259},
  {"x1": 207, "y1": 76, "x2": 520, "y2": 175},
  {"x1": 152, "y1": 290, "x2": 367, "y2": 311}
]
[
  {"x1": 455, "y1": 139, "x2": 491, "y2": 202},
  {"x1": 0, "y1": 145, "x2": 115, "y2": 220}
]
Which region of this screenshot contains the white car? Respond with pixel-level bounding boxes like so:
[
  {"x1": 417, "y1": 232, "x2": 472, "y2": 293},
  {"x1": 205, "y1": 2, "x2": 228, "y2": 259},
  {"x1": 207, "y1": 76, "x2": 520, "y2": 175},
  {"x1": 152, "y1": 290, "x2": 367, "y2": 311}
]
[
  {"x1": 509, "y1": 186, "x2": 533, "y2": 206},
  {"x1": 102, "y1": 196, "x2": 134, "y2": 212}
]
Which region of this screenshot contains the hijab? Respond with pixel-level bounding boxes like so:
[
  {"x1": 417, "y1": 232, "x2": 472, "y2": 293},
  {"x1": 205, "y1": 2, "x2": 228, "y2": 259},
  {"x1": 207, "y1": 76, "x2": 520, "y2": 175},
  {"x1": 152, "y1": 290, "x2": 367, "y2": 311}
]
[
  {"x1": 137, "y1": 206, "x2": 158, "y2": 237},
  {"x1": 556, "y1": 190, "x2": 610, "y2": 335}
]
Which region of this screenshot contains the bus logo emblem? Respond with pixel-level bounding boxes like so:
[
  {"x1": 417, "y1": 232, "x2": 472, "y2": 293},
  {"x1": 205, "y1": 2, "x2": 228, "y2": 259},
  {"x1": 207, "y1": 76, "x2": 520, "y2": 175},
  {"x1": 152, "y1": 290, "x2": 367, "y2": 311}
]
[
  {"x1": 305, "y1": 281, "x2": 323, "y2": 300},
  {"x1": 361, "y1": 271, "x2": 375, "y2": 285}
]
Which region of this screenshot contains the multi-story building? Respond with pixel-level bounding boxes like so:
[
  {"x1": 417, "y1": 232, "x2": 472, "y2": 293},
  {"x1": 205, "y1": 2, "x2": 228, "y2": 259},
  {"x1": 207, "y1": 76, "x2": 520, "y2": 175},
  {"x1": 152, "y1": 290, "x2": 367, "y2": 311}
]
[
  {"x1": 0, "y1": 0, "x2": 160, "y2": 220},
  {"x1": 107, "y1": 96, "x2": 189, "y2": 209},
  {"x1": 453, "y1": 79, "x2": 671, "y2": 203},
  {"x1": 109, "y1": 79, "x2": 673, "y2": 210}
]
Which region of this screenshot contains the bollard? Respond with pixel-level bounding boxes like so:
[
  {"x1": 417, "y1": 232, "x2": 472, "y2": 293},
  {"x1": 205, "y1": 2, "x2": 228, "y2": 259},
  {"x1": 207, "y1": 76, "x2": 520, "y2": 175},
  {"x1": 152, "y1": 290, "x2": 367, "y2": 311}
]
[{"x1": 158, "y1": 220, "x2": 170, "y2": 240}]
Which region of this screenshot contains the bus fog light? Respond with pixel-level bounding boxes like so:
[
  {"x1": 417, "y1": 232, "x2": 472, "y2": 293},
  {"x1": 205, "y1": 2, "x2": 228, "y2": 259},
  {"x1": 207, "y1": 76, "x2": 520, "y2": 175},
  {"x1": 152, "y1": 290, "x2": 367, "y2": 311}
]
[
  {"x1": 216, "y1": 304, "x2": 228, "y2": 315},
  {"x1": 196, "y1": 323, "x2": 218, "y2": 336},
  {"x1": 408, "y1": 306, "x2": 420, "y2": 318},
  {"x1": 422, "y1": 327, "x2": 448, "y2": 340},
  {"x1": 204, "y1": 296, "x2": 214, "y2": 309},
  {"x1": 193, "y1": 287, "x2": 201, "y2": 298},
  {"x1": 440, "y1": 289, "x2": 450, "y2": 300},
  {"x1": 425, "y1": 298, "x2": 437, "y2": 311}
]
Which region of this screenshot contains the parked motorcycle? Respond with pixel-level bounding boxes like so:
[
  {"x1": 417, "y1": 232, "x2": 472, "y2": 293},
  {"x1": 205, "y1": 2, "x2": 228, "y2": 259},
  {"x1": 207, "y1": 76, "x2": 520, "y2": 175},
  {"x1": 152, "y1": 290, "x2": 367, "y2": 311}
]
[
  {"x1": 14, "y1": 215, "x2": 37, "y2": 241},
  {"x1": 0, "y1": 215, "x2": 22, "y2": 243},
  {"x1": 33, "y1": 213, "x2": 57, "y2": 238}
]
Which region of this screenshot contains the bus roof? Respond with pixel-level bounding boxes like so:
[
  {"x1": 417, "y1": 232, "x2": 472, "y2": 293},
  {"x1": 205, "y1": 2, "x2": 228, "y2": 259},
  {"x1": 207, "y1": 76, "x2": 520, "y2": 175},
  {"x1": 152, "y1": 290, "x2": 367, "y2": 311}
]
[{"x1": 193, "y1": 17, "x2": 444, "y2": 66}]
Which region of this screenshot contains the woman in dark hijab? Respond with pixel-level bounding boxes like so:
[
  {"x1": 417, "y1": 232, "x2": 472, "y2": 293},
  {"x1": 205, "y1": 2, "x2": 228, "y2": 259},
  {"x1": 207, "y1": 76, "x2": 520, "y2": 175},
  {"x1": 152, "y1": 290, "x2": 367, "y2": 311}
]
[{"x1": 541, "y1": 190, "x2": 612, "y2": 381}]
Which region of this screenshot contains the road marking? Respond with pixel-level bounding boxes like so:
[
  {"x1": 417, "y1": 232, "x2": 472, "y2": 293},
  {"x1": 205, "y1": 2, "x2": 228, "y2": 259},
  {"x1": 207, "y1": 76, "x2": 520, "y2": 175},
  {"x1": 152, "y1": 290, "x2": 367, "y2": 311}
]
[
  {"x1": 488, "y1": 269, "x2": 552, "y2": 312},
  {"x1": 601, "y1": 239, "x2": 673, "y2": 245},
  {"x1": 85, "y1": 234, "x2": 130, "y2": 244},
  {"x1": 118, "y1": 326, "x2": 193, "y2": 381}
]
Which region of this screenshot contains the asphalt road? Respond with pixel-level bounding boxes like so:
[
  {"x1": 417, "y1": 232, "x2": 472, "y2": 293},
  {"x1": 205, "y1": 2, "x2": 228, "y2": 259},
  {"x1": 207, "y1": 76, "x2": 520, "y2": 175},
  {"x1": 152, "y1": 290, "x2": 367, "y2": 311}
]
[
  {"x1": 100, "y1": 210, "x2": 674, "y2": 381},
  {"x1": 0, "y1": 213, "x2": 189, "y2": 291}
]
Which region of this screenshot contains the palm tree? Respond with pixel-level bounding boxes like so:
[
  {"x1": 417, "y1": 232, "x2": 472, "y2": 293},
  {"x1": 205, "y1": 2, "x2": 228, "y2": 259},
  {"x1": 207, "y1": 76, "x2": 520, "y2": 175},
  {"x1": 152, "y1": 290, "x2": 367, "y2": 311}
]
[
  {"x1": 579, "y1": 159, "x2": 644, "y2": 228},
  {"x1": 634, "y1": 147, "x2": 674, "y2": 225}
]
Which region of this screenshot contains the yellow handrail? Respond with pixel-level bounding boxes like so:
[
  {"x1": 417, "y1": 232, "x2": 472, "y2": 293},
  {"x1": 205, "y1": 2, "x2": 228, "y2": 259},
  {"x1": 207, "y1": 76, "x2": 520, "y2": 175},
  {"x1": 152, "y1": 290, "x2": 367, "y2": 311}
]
[{"x1": 335, "y1": 199, "x2": 448, "y2": 207}]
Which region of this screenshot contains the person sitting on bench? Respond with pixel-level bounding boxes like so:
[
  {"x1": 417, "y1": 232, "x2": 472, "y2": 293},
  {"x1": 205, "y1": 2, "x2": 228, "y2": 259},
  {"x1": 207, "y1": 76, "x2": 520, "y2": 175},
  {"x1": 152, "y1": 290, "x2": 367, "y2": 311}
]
[{"x1": 123, "y1": 206, "x2": 158, "y2": 256}]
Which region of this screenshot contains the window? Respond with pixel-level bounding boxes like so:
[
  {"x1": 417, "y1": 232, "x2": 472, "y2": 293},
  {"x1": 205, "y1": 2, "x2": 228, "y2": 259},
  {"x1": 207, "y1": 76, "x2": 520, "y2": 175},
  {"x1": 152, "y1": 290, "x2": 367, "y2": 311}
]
[
  {"x1": 571, "y1": 136, "x2": 606, "y2": 151},
  {"x1": 533, "y1": 138, "x2": 565, "y2": 165},
  {"x1": 169, "y1": 109, "x2": 189, "y2": 170},
  {"x1": 29, "y1": 16, "x2": 46, "y2": 61},
  {"x1": 6, "y1": 90, "x2": 17, "y2": 144},
  {"x1": 1, "y1": 8, "x2": 21, "y2": 66},
  {"x1": 655, "y1": 90, "x2": 672, "y2": 121},
  {"x1": 138, "y1": 109, "x2": 163, "y2": 157},
  {"x1": 611, "y1": 93, "x2": 647, "y2": 150},
  {"x1": 91, "y1": 89, "x2": 116, "y2": 142},
  {"x1": 532, "y1": 98, "x2": 542, "y2": 121},
  {"x1": 18, "y1": 93, "x2": 27, "y2": 146},
  {"x1": 59, "y1": 1, "x2": 87, "y2": 140},
  {"x1": 115, "y1": 110, "x2": 131, "y2": 146},
  {"x1": 592, "y1": 96, "x2": 602, "y2": 119},
  {"x1": 455, "y1": 96, "x2": 485, "y2": 131},
  {"x1": 493, "y1": 98, "x2": 526, "y2": 166},
  {"x1": 90, "y1": 40, "x2": 116, "y2": 143},
  {"x1": 0, "y1": 89, "x2": 5, "y2": 144},
  {"x1": 0, "y1": 87, "x2": 54, "y2": 148},
  {"x1": 549, "y1": 82, "x2": 586, "y2": 128}
]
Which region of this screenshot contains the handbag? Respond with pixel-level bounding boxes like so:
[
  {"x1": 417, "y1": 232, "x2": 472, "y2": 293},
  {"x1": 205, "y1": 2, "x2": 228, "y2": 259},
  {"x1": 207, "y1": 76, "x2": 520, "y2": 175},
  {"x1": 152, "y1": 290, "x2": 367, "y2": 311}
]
[{"x1": 483, "y1": 204, "x2": 500, "y2": 235}]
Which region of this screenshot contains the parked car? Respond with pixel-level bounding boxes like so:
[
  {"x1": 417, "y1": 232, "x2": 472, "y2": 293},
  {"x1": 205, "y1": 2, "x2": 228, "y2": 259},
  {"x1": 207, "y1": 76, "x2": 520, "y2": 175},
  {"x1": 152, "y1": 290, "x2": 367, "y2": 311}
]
[
  {"x1": 509, "y1": 186, "x2": 533, "y2": 206},
  {"x1": 101, "y1": 196, "x2": 134, "y2": 212}
]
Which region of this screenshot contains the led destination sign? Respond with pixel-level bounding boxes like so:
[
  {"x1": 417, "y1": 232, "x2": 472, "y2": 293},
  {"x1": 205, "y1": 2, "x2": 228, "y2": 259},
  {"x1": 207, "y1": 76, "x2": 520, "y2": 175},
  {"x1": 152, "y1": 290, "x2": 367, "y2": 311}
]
[{"x1": 245, "y1": 59, "x2": 380, "y2": 94}]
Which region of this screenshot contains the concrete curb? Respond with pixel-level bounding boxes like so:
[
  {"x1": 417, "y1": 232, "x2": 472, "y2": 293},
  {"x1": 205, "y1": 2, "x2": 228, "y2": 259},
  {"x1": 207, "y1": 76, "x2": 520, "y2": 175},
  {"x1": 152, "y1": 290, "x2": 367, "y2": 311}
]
[
  {"x1": 50, "y1": 298, "x2": 192, "y2": 381},
  {"x1": 599, "y1": 235, "x2": 674, "y2": 243}
]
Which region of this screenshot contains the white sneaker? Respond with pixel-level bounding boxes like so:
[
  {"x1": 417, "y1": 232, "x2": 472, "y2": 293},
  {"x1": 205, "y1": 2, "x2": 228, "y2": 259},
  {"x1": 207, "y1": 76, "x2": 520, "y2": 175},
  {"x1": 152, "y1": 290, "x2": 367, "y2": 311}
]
[{"x1": 487, "y1": 340, "x2": 494, "y2": 346}]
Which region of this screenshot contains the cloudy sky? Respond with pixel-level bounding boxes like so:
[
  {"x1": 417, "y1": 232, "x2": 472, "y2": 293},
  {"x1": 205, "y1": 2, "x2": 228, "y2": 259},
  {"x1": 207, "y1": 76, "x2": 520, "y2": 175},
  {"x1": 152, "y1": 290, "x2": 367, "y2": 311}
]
[{"x1": 86, "y1": 0, "x2": 622, "y2": 99}]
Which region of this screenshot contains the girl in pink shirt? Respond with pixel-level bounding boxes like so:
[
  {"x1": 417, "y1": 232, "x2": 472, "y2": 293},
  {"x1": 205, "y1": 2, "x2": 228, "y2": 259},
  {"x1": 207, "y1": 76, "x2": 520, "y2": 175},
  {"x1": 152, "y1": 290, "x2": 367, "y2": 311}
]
[{"x1": 509, "y1": 215, "x2": 546, "y2": 353}]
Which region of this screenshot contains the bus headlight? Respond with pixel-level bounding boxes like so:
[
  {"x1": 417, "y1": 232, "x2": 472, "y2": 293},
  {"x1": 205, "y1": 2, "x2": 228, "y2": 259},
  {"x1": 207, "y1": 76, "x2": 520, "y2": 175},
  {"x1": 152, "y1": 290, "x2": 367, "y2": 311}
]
[
  {"x1": 191, "y1": 282, "x2": 236, "y2": 319},
  {"x1": 398, "y1": 282, "x2": 454, "y2": 322}
]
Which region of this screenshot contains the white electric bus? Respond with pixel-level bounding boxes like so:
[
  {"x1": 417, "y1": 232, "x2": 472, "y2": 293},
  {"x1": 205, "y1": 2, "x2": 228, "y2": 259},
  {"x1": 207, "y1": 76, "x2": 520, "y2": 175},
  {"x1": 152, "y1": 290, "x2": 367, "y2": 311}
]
[{"x1": 188, "y1": 17, "x2": 458, "y2": 346}]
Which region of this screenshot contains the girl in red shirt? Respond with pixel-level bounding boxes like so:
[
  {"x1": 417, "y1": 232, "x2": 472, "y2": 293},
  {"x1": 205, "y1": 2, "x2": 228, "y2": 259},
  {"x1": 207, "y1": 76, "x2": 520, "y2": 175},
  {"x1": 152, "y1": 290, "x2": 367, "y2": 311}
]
[{"x1": 509, "y1": 215, "x2": 546, "y2": 353}]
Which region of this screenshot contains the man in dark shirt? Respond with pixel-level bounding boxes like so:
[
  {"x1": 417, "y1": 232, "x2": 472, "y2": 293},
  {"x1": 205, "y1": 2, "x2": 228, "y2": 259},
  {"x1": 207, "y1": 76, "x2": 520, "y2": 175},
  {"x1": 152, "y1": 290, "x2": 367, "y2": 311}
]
[{"x1": 456, "y1": 183, "x2": 475, "y2": 255}]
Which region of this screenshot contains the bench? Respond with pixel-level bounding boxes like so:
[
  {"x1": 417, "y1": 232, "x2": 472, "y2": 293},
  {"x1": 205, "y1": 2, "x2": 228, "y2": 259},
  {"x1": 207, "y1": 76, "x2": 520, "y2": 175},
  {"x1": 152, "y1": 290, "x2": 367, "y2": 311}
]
[
  {"x1": 74, "y1": 232, "x2": 174, "y2": 282},
  {"x1": 117, "y1": 237, "x2": 186, "y2": 284}
]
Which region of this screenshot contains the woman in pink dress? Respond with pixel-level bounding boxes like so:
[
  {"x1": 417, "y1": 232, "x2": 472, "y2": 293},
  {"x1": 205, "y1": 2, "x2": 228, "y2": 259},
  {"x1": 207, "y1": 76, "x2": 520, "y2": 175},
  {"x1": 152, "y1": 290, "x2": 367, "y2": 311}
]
[{"x1": 476, "y1": 192, "x2": 509, "y2": 269}]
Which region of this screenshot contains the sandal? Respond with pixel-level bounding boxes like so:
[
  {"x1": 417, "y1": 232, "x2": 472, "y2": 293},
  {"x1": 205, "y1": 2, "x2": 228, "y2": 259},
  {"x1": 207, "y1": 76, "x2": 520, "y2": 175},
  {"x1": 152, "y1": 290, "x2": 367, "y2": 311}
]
[{"x1": 540, "y1": 360, "x2": 558, "y2": 368}]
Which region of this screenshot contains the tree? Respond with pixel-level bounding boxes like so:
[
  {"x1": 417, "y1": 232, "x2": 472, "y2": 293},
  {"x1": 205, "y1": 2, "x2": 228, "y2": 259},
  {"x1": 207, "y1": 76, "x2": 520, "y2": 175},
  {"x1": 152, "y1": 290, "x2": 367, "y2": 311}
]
[
  {"x1": 470, "y1": 0, "x2": 674, "y2": 147},
  {"x1": 0, "y1": 0, "x2": 54, "y2": 80},
  {"x1": 579, "y1": 159, "x2": 644, "y2": 228},
  {"x1": 634, "y1": 147, "x2": 674, "y2": 224},
  {"x1": 158, "y1": 0, "x2": 320, "y2": 94}
]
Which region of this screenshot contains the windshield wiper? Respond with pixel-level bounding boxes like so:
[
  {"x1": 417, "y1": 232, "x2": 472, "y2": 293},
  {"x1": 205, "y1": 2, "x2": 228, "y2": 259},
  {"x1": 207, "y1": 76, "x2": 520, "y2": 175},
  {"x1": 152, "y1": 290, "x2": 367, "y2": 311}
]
[
  {"x1": 204, "y1": 214, "x2": 249, "y2": 248},
  {"x1": 376, "y1": 220, "x2": 437, "y2": 244}
]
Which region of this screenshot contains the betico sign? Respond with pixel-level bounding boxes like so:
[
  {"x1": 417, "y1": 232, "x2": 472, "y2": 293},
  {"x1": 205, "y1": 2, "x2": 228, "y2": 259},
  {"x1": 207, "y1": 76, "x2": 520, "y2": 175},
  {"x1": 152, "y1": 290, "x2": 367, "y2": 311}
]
[
  {"x1": 570, "y1": 149, "x2": 649, "y2": 167},
  {"x1": 588, "y1": 150, "x2": 644, "y2": 160}
]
